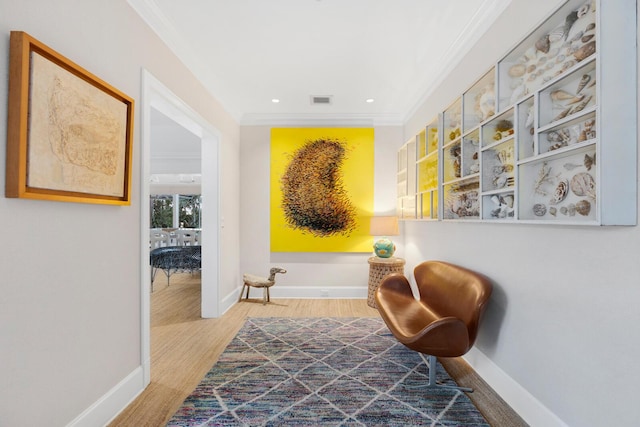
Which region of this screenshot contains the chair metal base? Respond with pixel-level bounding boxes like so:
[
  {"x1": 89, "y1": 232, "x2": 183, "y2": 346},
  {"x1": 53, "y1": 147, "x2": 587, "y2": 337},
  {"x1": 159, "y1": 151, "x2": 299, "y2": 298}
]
[{"x1": 406, "y1": 354, "x2": 473, "y2": 393}]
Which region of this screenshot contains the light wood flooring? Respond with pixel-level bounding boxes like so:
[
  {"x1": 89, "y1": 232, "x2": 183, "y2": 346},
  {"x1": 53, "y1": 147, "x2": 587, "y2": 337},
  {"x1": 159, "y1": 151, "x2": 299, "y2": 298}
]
[{"x1": 109, "y1": 273, "x2": 527, "y2": 427}]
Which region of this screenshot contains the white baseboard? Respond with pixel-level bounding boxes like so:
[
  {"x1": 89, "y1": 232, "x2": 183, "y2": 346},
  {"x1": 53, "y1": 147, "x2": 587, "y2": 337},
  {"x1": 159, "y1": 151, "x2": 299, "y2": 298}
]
[
  {"x1": 220, "y1": 288, "x2": 241, "y2": 314},
  {"x1": 229, "y1": 285, "x2": 369, "y2": 302},
  {"x1": 270, "y1": 285, "x2": 368, "y2": 299},
  {"x1": 464, "y1": 347, "x2": 568, "y2": 427},
  {"x1": 66, "y1": 366, "x2": 145, "y2": 427}
]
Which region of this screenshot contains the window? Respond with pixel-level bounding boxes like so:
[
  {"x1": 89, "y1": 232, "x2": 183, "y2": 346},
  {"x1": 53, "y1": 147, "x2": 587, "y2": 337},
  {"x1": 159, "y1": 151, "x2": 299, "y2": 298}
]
[{"x1": 151, "y1": 194, "x2": 201, "y2": 228}]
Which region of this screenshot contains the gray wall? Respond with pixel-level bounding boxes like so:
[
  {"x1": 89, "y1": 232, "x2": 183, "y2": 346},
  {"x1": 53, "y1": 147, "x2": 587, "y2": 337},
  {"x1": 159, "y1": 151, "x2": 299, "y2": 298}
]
[
  {"x1": 404, "y1": 1, "x2": 640, "y2": 426},
  {"x1": 0, "y1": 0, "x2": 240, "y2": 425}
]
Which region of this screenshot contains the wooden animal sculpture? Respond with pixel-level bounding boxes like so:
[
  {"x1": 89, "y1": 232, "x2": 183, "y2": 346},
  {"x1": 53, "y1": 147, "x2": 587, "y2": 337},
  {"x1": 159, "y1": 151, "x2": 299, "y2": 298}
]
[{"x1": 239, "y1": 267, "x2": 287, "y2": 305}]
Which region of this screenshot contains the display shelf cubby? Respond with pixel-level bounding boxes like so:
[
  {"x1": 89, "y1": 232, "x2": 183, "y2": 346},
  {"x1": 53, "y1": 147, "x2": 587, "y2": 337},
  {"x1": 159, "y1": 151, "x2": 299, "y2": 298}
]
[
  {"x1": 463, "y1": 68, "x2": 496, "y2": 133},
  {"x1": 397, "y1": 0, "x2": 635, "y2": 226},
  {"x1": 397, "y1": 135, "x2": 417, "y2": 219},
  {"x1": 443, "y1": 176, "x2": 480, "y2": 220},
  {"x1": 416, "y1": 117, "x2": 440, "y2": 220}
]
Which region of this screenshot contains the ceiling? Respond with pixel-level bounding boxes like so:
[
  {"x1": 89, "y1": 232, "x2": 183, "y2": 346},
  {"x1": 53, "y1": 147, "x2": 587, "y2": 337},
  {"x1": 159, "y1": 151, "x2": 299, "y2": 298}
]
[{"x1": 129, "y1": 0, "x2": 513, "y2": 125}]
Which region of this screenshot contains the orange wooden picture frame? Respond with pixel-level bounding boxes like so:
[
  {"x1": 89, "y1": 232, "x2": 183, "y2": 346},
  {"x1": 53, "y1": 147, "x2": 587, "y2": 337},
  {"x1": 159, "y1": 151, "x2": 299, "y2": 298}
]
[{"x1": 5, "y1": 31, "x2": 134, "y2": 205}]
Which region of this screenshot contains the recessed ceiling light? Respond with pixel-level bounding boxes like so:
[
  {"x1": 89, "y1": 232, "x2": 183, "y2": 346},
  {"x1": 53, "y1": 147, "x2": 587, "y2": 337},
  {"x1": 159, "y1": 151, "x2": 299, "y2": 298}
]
[
  {"x1": 272, "y1": 98, "x2": 280, "y2": 103},
  {"x1": 366, "y1": 98, "x2": 375, "y2": 103}
]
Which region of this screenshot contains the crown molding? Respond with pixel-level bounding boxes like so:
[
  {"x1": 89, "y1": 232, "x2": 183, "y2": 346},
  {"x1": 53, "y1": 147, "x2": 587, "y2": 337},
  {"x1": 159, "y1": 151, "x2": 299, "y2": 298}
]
[{"x1": 239, "y1": 112, "x2": 404, "y2": 127}]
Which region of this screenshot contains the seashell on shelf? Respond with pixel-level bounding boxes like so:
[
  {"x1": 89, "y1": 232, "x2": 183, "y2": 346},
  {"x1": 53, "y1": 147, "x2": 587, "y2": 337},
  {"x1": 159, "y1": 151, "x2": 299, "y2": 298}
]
[
  {"x1": 577, "y1": 3, "x2": 590, "y2": 18},
  {"x1": 570, "y1": 95, "x2": 592, "y2": 114},
  {"x1": 553, "y1": 106, "x2": 573, "y2": 122},
  {"x1": 537, "y1": 56, "x2": 548, "y2": 66},
  {"x1": 574, "y1": 41, "x2": 596, "y2": 61},
  {"x1": 549, "y1": 141, "x2": 568, "y2": 151},
  {"x1": 503, "y1": 194, "x2": 514, "y2": 208},
  {"x1": 549, "y1": 206, "x2": 557, "y2": 216},
  {"x1": 563, "y1": 162, "x2": 582, "y2": 171},
  {"x1": 509, "y1": 64, "x2": 526, "y2": 77},
  {"x1": 548, "y1": 26, "x2": 565, "y2": 43},
  {"x1": 570, "y1": 172, "x2": 596, "y2": 199},
  {"x1": 562, "y1": 11, "x2": 579, "y2": 39},
  {"x1": 533, "y1": 203, "x2": 547, "y2": 216},
  {"x1": 560, "y1": 206, "x2": 568, "y2": 215},
  {"x1": 562, "y1": 60, "x2": 577, "y2": 71},
  {"x1": 581, "y1": 34, "x2": 594, "y2": 43},
  {"x1": 555, "y1": 54, "x2": 566, "y2": 64},
  {"x1": 535, "y1": 34, "x2": 551, "y2": 54},
  {"x1": 569, "y1": 31, "x2": 584, "y2": 43},
  {"x1": 523, "y1": 46, "x2": 537, "y2": 62},
  {"x1": 585, "y1": 22, "x2": 595, "y2": 32},
  {"x1": 566, "y1": 94, "x2": 586, "y2": 105},
  {"x1": 548, "y1": 48, "x2": 560, "y2": 58},
  {"x1": 510, "y1": 85, "x2": 526, "y2": 104},
  {"x1": 576, "y1": 74, "x2": 591, "y2": 93},
  {"x1": 584, "y1": 153, "x2": 596, "y2": 171},
  {"x1": 550, "y1": 179, "x2": 569, "y2": 204},
  {"x1": 551, "y1": 89, "x2": 576, "y2": 101},
  {"x1": 525, "y1": 106, "x2": 535, "y2": 127},
  {"x1": 567, "y1": 203, "x2": 577, "y2": 216},
  {"x1": 495, "y1": 119, "x2": 513, "y2": 132},
  {"x1": 578, "y1": 130, "x2": 588, "y2": 142},
  {"x1": 547, "y1": 131, "x2": 563, "y2": 143},
  {"x1": 576, "y1": 199, "x2": 591, "y2": 216},
  {"x1": 527, "y1": 64, "x2": 537, "y2": 73}
]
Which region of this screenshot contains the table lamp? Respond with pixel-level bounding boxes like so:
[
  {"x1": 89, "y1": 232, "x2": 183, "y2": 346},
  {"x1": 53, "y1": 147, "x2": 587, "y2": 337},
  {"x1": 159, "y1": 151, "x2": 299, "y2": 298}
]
[{"x1": 370, "y1": 216, "x2": 399, "y2": 258}]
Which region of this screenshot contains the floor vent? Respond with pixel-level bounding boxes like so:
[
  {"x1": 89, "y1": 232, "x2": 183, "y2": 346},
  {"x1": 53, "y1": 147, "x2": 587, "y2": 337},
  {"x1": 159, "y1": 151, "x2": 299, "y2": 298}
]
[{"x1": 310, "y1": 95, "x2": 333, "y2": 105}]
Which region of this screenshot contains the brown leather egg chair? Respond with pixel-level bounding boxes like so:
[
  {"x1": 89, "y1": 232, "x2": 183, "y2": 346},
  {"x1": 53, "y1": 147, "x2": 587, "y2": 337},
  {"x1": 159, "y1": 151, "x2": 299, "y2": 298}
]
[{"x1": 375, "y1": 260, "x2": 493, "y2": 392}]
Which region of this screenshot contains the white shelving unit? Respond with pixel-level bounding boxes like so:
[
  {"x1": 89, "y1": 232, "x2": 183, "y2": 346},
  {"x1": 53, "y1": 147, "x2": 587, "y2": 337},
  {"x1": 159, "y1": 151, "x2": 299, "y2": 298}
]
[{"x1": 397, "y1": 0, "x2": 636, "y2": 226}]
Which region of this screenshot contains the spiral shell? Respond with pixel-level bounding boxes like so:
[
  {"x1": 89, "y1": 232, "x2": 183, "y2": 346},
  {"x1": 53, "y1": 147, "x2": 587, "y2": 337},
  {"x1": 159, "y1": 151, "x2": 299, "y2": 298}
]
[{"x1": 550, "y1": 180, "x2": 569, "y2": 204}]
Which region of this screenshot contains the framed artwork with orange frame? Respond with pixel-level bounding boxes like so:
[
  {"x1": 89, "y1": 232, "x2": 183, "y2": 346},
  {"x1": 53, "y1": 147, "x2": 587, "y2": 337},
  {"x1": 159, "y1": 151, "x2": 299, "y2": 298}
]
[{"x1": 5, "y1": 31, "x2": 134, "y2": 205}]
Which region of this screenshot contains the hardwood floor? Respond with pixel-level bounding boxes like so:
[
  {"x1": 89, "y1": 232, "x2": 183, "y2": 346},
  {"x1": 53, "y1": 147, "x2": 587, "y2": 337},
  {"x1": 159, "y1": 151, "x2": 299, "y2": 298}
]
[{"x1": 109, "y1": 273, "x2": 526, "y2": 426}]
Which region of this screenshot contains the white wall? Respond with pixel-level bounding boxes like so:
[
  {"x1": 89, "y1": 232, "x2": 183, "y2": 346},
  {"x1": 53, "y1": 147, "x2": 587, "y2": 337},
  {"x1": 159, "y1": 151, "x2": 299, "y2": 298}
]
[
  {"x1": 404, "y1": 1, "x2": 640, "y2": 426},
  {"x1": 239, "y1": 125, "x2": 402, "y2": 298},
  {"x1": 0, "y1": 1, "x2": 240, "y2": 426}
]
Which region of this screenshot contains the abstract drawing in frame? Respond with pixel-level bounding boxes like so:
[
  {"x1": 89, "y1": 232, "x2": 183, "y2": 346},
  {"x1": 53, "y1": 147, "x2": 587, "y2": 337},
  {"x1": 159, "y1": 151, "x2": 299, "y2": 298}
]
[
  {"x1": 270, "y1": 128, "x2": 374, "y2": 252},
  {"x1": 5, "y1": 31, "x2": 134, "y2": 205}
]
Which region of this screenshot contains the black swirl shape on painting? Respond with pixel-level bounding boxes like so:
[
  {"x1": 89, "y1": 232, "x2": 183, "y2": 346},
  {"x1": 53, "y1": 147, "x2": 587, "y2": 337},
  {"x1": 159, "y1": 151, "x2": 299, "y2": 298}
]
[{"x1": 280, "y1": 138, "x2": 356, "y2": 237}]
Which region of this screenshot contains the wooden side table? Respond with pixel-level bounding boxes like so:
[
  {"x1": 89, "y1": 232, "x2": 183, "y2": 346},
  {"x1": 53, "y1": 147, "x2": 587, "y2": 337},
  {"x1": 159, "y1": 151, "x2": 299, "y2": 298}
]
[{"x1": 367, "y1": 256, "x2": 405, "y2": 308}]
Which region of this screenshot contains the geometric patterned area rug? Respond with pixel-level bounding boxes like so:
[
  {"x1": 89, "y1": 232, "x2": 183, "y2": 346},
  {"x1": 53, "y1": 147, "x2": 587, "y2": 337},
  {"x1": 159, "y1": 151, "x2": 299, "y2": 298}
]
[{"x1": 167, "y1": 317, "x2": 489, "y2": 426}]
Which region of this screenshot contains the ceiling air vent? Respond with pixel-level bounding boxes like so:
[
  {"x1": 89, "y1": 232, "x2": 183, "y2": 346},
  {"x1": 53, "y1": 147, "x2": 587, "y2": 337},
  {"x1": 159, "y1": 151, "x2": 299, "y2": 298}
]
[{"x1": 311, "y1": 95, "x2": 333, "y2": 105}]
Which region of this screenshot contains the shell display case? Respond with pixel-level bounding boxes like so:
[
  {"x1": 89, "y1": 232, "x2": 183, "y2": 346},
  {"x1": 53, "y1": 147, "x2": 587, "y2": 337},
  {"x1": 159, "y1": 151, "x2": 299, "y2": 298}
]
[
  {"x1": 397, "y1": 0, "x2": 636, "y2": 226},
  {"x1": 416, "y1": 117, "x2": 439, "y2": 220},
  {"x1": 443, "y1": 177, "x2": 480, "y2": 220},
  {"x1": 463, "y1": 69, "x2": 496, "y2": 133}
]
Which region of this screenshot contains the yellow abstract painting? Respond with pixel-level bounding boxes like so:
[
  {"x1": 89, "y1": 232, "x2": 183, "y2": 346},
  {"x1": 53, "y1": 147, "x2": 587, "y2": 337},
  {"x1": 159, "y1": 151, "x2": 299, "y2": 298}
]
[{"x1": 271, "y1": 128, "x2": 374, "y2": 252}]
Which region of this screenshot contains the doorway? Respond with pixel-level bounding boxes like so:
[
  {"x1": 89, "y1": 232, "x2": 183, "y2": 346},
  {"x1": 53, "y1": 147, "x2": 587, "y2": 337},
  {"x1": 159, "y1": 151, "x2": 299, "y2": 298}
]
[{"x1": 140, "y1": 70, "x2": 221, "y2": 385}]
